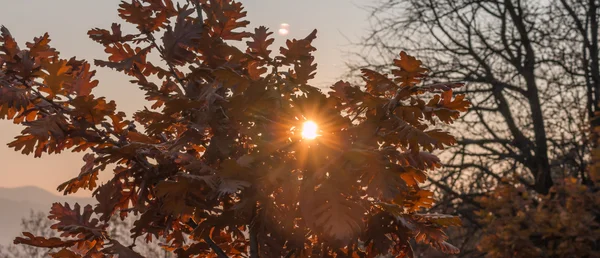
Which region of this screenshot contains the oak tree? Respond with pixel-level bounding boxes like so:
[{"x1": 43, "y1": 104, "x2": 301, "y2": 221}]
[{"x1": 0, "y1": 0, "x2": 468, "y2": 257}]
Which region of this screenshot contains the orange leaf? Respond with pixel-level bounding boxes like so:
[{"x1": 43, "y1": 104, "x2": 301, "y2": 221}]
[
  {"x1": 64, "y1": 62, "x2": 98, "y2": 97},
  {"x1": 26, "y1": 33, "x2": 58, "y2": 61},
  {"x1": 88, "y1": 23, "x2": 136, "y2": 45},
  {"x1": 391, "y1": 51, "x2": 429, "y2": 87},
  {"x1": 246, "y1": 26, "x2": 274, "y2": 58},
  {"x1": 95, "y1": 44, "x2": 151, "y2": 72},
  {"x1": 39, "y1": 58, "x2": 72, "y2": 98},
  {"x1": 14, "y1": 232, "x2": 77, "y2": 248},
  {"x1": 50, "y1": 248, "x2": 81, "y2": 258}
]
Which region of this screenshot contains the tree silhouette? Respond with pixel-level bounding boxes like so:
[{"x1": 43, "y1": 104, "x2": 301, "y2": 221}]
[
  {"x1": 0, "y1": 210, "x2": 57, "y2": 258},
  {"x1": 353, "y1": 0, "x2": 600, "y2": 195},
  {"x1": 0, "y1": 0, "x2": 468, "y2": 257},
  {"x1": 353, "y1": 0, "x2": 600, "y2": 255}
]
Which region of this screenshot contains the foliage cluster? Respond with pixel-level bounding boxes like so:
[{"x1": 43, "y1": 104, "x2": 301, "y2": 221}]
[
  {"x1": 476, "y1": 177, "x2": 600, "y2": 257},
  {"x1": 473, "y1": 112, "x2": 600, "y2": 258},
  {"x1": 475, "y1": 119, "x2": 600, "y2": 258},
  {"x1": 0, "y1": 0, "x2": 469, "y2": 257},
  {"x1": 1, "y1": 211, "x2": 173, "y2": 258}
]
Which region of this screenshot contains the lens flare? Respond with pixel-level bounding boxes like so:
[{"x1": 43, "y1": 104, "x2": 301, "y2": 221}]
[
  {"x1": 278, "y1": 23, "x2": 289, "y2": 35},
  {"x1": 301, "y1": 121, "x2": 318, "y2": 139}
]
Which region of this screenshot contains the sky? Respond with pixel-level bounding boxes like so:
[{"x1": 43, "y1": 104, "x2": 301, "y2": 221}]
[{"x1": 0, "y1": 0, "x2": 370, "y2": 197}]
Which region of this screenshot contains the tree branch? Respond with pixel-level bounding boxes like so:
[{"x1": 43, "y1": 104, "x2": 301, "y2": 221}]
[
  {"x1": 249, "y1": 204, "x2": 259, "y2": 258},
  {"x1": 186, "y1": 219, "x2": 229, "y2": 257}
]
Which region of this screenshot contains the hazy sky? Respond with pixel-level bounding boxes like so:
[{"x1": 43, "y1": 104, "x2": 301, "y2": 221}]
[{"x1": 0, "y1": 0, "x2": 370, "y2": 197}]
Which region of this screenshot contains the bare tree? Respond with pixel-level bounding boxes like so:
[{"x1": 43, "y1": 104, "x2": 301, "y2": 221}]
[
  {"x1": 349, "y1": 0, "x2": 600, "y2": 255},
  {"x1": 0, "y1": 210, "x2": 57, "y2": 258},
  {"x1": 351, "y1": 0, "x2": 600, "y2": 195}
]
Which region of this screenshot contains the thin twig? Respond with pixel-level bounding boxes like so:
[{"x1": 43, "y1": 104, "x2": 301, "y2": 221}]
[
  {"x1": 203, "y1": 235, "x2": 230, "y2": 258},
  {"x1": 284, "y1": 250, "x2": 295, "y2": 258},
  {"x1": 186, "y1": 219, "x2": 229, "y2": 257}
]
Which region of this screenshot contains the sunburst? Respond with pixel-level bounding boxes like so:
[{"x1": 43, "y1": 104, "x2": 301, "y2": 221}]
[{"x1": 301, "y1": 121, "x2": 318, "y2": 139}]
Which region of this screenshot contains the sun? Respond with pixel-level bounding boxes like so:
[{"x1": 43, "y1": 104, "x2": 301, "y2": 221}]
[{"x1": 301, "y1": 121, "x2": 318, "y2": 139}]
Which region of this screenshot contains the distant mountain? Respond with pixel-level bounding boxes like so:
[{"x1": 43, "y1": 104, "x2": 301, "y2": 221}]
[{"x1": 0, "y1": 186, "x2": 95, "y2": 245}]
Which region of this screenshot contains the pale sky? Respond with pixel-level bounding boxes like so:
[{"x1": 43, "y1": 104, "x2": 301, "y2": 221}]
[{"x1": 0, "y1": 0, "x2": 369, "y2": 197}]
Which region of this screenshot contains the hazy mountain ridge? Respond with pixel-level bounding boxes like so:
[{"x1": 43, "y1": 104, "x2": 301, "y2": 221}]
[{"x1": 0, "y1": 186, "x2": 95, "y2": 245}]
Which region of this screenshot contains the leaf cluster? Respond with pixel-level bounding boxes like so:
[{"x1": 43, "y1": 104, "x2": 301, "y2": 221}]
[
  {"x1": 0, "y1": 1, "x2": 469, "y2": 257},
  {"x1": 475, "y1": 111, "x2": 600, "y2": 258},
  {"x1": 476, "y1": 177, "x2": 600, "y2": 258}
]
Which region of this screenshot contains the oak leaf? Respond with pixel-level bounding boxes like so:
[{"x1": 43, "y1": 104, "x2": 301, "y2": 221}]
[
  {"x1": 95, "y1": 44, "x2": 151, "y2": 72},
  {"x1": 0, "y1": 26, "x2": 20, "y2": 62},
  {"x1": 50, "y1": 248, "x2": 81, "y2": 258},
  {"x1": 13, "y1": 232, "x2": 77, "y2": 248},
  {"x1": 102, "y1": 239, "x2": 144, "y2": 258},
  {"x1": 26, "y1": 33, "x2": 58, "y2": 61},
  {"x1": 88, "y1": 23, "x2": 136, "y2": 45},
  {"x1": 203, "y1": 0, "x2": 252, "y2": 41},
  {"x1": 392, "y1": 51, "x2": 429, "y2": 87},
  {"x1": 246, "y1": 26, "x2": 274, "y2": 59},
  {"x1": 39, "y1": 58, "x2": 71, "y2": 98},
  {"x1": 361, "y1": 69, "x2": 398, "y2": 96},
  {"x1": 57, "y1": 153, "x2": 99, "y2": 195},
  {"x1": 64, "y1": 62, "x2": 98, "y2": 97},
  {"x1": 301, "y1": 184, "x2": 365, "y2": 245},
  {"x1": 48, "y1": 202, "x2": 106, "y2": 240},
  {"x1": 277, "y1": 29, "x2": 317, "y2": 65},
  {"x1": 162, "y1": 7, "x2": 202, "y2": 65}
]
